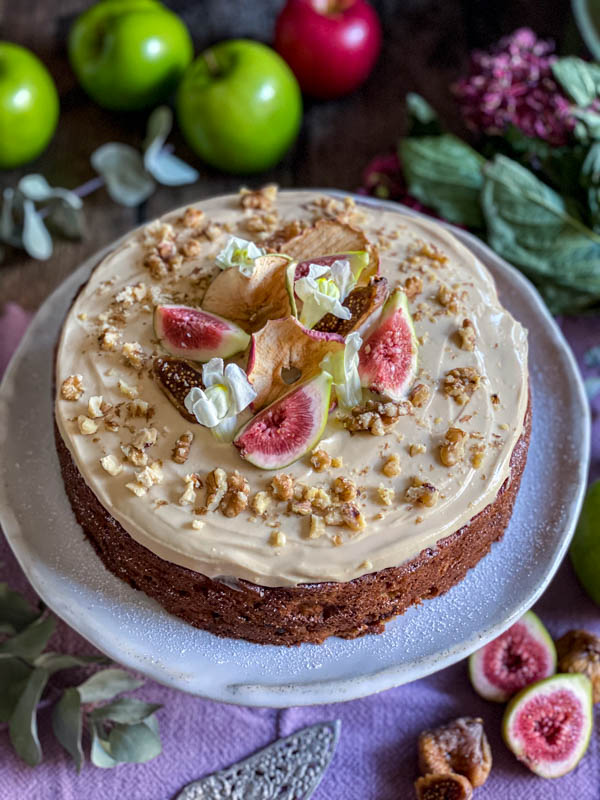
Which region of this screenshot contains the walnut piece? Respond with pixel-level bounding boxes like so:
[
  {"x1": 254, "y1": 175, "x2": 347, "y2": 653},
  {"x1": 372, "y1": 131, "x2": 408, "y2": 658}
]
[
  {"x1": 405, "y1": 478, "x2": 439, "y2": 507},
  {"x1": 377, "y1": 484, "x2": 395, "y2": 506},
  {"x1": 122, "y1": 341, "x2": 146, "y2": 370},
  {"x1": 458, "y1": 319, "x2": 476, "y2": 351},
  {"x1": 418, "y1": 717, "x2": 492, "y2": 788},
  {"x1": 310, "y1": 449, "x2": 332, "y2": 472},
  {"x1": 340, "y1": 399, "x2": 411, "y2": 435},
  {"x1": 87, "y1": 395, "x2": 104, "y2": 418},
  {"x1": 205, "y1": 468, "x2": 228, "y2": 512},
  {"x1": 325, "y1": 502, "x2": 366, "y2": 532},
  {"x1": 440, "y1": 427, "x2": 467, "y2": 467},
  {"x1": 133, "y1": 426, "x2": 158, "y2": 449},
  {"x1": 179, "y1": 481, "x2": 197, "y2": 506},
  {"x1": 239, "y1": 184, "x2": 278, "y2": 210},
  {"x1": 182, "y1": 207, "x2": 205, "y2": 229},
  {"x1": 270, "y1": 530, "x2": 286, "y2": 547},
  {"x1": 404, "y1": 275, "x2": 423, "y2": 300},
  {"x1": 410, "y1": 443, "x2": 426, "y2": 456},
  {"x1": 136, "y1": 460, "x2": 163, "y2": 489},
  {"x1": 121, "y1": 444, "x2": 148, "y2": 467},
  {"x1": 118, "y1": 379, "x2": 138, "y2": 399},
  {"x1": 556, "y1": 629, "x2": 600, "y2": 703},
  {"x1": 99, "y1": 328, "x2": 120, "y2": 352},
  {"x1": 61, "y1": 374, "x2": 84, "y2": 401},
  {"x1": 332, "y1": 476, "x2": 357, "y2": 502},
  {"x1": 172, "y1": 431, "x2": 193, "y2": 464},
  {"x1": 414, "y1": 773, "x2": 473, "y2": 800},
  {"x1": 443, "y1": 368, "x2": 481, "y2": 405},
  {"x1": 100, "y1": 455, "x2": 122, "y2": 476},
  {"x1": 409, "y1": 383, "x2": 431, "y2": 408},
  {"x1": 181, "y1": 238, "x2": 203, "y2": 258},
  {"x1": 382, "y1": 453, "x2": 401, "y2": 477},
  {"x1": 220, "y1": 470, "x2": 250, "y2": 517},
  {"x1": 437, "y1": 284, "x2": 459, "y2": 313},
  {"x1": 309, "y1": 514, "x2": 325, "y2": 539},
  {"x1": 251, "y1": 490, "x2": 271, "y2": 516},
  {"x1": 271, "y1": 473, "x2": 294, "y2": 501},
  {"x1": 77, "y1": 415, "x2": 97, "y2": 435}
]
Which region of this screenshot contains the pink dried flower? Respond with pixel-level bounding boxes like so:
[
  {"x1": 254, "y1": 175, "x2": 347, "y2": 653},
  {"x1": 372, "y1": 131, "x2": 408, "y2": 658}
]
[{"x1": 453, "y1": 27, "x2": 576, "y2": 145}]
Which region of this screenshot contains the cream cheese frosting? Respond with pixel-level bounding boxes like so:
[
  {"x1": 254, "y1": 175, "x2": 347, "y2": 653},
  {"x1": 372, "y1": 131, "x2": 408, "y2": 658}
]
[{"x1": 55, "y1": 190, "x2": 528, "y2": 588}]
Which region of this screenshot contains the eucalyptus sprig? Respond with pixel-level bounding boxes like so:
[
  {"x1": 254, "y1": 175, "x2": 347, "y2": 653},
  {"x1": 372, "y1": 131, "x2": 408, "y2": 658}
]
[{"x1": 0, "y1": 583, "x2": 163, "y2": 770}]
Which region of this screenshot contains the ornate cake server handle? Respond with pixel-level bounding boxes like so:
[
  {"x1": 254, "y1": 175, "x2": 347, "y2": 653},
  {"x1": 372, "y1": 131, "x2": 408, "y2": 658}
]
[{"x1": 172, "y1": 719, "x2": 341, "y2": 800}]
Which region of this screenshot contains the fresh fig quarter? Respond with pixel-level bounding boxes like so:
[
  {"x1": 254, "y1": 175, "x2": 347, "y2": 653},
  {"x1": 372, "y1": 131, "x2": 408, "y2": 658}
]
[{"x1": 154, "y1": 304, "x2": 249, "y2": 361}]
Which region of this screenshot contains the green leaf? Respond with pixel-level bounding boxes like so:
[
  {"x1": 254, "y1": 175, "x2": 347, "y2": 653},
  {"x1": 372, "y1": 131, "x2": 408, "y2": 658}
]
[
  {"x1": 143, "y1": 106, "x2": 198, "y2": 186},
  {"x1": 481, "y1": 155, "x2": 600, "y2": 295},
  {"x1": 45, "y1": 201, "x2": 85, "y2": 240},
  {"x1": 108, "y1": 720, "x2": 162, "y2": 763},
  {"x1": 552, "y1": 57, "x2": 600, "y2": 107},
  {"x1": 90, "y1": 721, "x2": 119, "y2": 768},
  {"x1": 400, "y1": 134, "x2": 485, "y2": 227},
  {"x1": 90, "y1": 697, "x2": 161, "y2": 725},
  {"x1": 0, "y1": 583, "x2": 40, "y2": 635},
  {"x1": 34, "y1": 652, "x2": 107, "y2": 671},
  {"x1": 531, "y1": 278, "x2": 600, "y2": 314},
  {"x1": 0, "y1": 614, "x2": 56, "y2": 661},
  {"x1": 0, "y1": 657, "x2": 33, "y2": 723},
  {"x1": 572, "y1": 107, "x2": 600, "y2": 143},
  {"x1": 22, "y1": 199, "x2": 53, "y2": 260},
  {"x1": 91, "y1": 143, "x2": 155, "y2": 207},
  {"x1": 405, "y1": 92, "x2": 442, "y2": 136},
  {"x1": 9, "y1": 667, "x2": 50, "y2": 766},
  {"x1": 52, "y1": 688, "x2": 83, "y2": 772},
  {"x1": 18, "y1": 174, "x2": 83, "y2": 210},
  {"x1": 77, "y1": 668, "x2": 144, "y2": 703}
]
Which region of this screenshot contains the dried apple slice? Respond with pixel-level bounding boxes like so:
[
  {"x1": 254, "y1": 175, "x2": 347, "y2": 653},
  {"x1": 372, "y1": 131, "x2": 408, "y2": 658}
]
[
  {"x1": 313, "y1": 276, "x2": 389, "y2": 337},
  {"x1": 202, "y1": 254, "x2": 292, "y2": 333},
  {"x1": 246, "y1": 316, "x2": 344, "y2": 410},
  {"x1": 280, "y1": 218, "x2": 371, "y2": 264}
]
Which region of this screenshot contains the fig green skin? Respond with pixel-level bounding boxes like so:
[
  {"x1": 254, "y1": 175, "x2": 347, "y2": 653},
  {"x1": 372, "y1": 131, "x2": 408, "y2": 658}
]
[
  {"x1": 468, "y1": 609, "x2": 557, "y2": 703},
  {"x1": 502, "y1": 673, "x2": 593, "y2": 778},
  {"x1": 570, "y1": 479, "x2": 600, "y2": 605},
  {"x1": 153, "y1": 304, "x2": 250, "y2": 362},
  {"x1": 176, "y1": 40, "x2": 302, "y2": 174},
  {"x1": 0, "y1": 42, "x2": 59, "y2": 169},
  {"x1": 68, "y1": 0, "x2": 193, "y2": 111}
]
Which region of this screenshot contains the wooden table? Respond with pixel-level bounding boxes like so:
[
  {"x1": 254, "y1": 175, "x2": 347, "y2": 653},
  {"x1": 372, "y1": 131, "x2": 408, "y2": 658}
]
[{"x1": 0, "y1": 0, "x2": 571, "y2": 311}]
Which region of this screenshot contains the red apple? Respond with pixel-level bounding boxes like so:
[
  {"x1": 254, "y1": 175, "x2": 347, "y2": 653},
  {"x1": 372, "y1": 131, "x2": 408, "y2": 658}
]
[{"x1": 274, "y1": 0, "x2": 382, "y2": 99}]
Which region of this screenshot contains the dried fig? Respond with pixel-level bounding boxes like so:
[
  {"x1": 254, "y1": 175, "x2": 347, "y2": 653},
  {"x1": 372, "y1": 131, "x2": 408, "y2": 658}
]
[
  {"x1": 414, "y1": 773, "x2": 473, "y2": 800},
  {"x1": 556, "y1": 629, "x2": 600, "y2": 703},
  {"x1": 418, "y1": 716, "x2": 491, "y2": 788}
]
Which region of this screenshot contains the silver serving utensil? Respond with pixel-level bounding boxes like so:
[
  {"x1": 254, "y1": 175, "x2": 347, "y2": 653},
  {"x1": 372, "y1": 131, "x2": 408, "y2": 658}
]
[{"x1": 173, "y1": 719, "x2": 341, "y2": 800}]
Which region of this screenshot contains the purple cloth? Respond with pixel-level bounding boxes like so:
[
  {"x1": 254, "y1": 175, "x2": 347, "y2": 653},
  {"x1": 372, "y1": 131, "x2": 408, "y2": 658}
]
[{"x1": 1, "y1": 303, "x2": 599, "y2": 800}]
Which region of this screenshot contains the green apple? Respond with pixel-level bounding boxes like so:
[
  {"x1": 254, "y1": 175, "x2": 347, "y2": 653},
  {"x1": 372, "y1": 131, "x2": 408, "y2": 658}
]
[
  {"x1": 68, "y1": 0, "x2": 193, "y2": 111},
  {"x1": 176, "y1": 39, "x2": 302, "y2": 173},
  {"x1": 0, "y1": 42, "x2": 59, "y2": 169}
]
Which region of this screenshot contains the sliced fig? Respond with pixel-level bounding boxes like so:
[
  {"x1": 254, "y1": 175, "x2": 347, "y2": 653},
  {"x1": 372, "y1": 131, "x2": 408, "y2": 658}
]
[
  {"x1": 246, "y1": 316, "x2": 344, "y2": 410},
  {"x1": 152, "y1": 357, "x2": 203, "y2": 423},
  {"x1": 358, "y1": 288, "x2": 418, "y2": 401},
  {"x1": 313, "y1": 276, "x2": 389, "y2": 337},
  {"x1": 469, "y1": 610, "x2": 556, "y2": 703},
  {"x1": 202, "y1": 254, "x2": 292, "y2": 333},
  {"x1": 418, "y1": 717, "x2": 492, "y2": 788},
  {"x1": 502, "y1": 673, "x2": 593, "y2": 778},
  {"x1": 234, "y1": 371, "x2": 332, "y2": 470},
  {"x1": 280, "y1": 218, "x2": 375, "y2": 274},
  {"x1": 154, "y1": 304, "x2": 249, "y2": 362},
  {"x1": 414, "y1": 773, "x2": 473, "y2": 800}
]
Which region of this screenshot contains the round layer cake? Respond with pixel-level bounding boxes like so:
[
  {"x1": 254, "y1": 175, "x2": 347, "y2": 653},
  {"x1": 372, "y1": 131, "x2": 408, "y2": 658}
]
[{"x1": 54, "y1": 188, "x2": 530, "y2": 645}]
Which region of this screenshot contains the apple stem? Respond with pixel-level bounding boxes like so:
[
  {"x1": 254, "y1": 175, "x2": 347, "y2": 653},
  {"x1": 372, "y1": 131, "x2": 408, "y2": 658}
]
[{"x1": 203, "y1": 49, "x2": 220, "y2": 77}]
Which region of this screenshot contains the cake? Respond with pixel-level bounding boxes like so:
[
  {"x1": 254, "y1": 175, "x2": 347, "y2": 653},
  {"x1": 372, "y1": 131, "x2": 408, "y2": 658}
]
[{"x1": 54, "y1": 188, "x2": 530, "y2": 645}]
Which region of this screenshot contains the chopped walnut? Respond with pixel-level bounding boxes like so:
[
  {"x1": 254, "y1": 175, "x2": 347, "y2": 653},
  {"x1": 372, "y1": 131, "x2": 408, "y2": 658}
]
[
  {"x1": 556, "y1": 629, "x2": 600, "y2": 703},
  {"x1": 121, "y1": 444, "x2": 148, "y2": 467},
  {"x1": 404, "y1": 275, "x2": 423, "y2": 300},
  {"x1": 220, "y1": 471, "x2": 250, "y2": 517},
  {"x1": 128, "y1": 399, "x2": 149, "y2": 418},
  {"x1": 61, "y1": 374, "x2": 84, "y2": 401},
  {"x1": 136, "y1": 460, "x2": 163, "y2": 489},
  {"x1": 443, "y1": 368, "x2": 481, "y2": 405},
  {"x1": 133, "y1": 426, "x2": 158, "y2": 449},
  {"x1": 418, "y1": 717, "x2": 491, "y2": 789},
  {"x1": 311, "y1": 449, "x2": 332, "y2": 472},
  {"x1": 172, "y1": 431, "x2": 193, "y2": 464},
  {"x1": 470, "y1": 443, "x2": 486, "y2": 469},
  {"x1": 118, "y1": 379, "x2": 138, "y2": 399},
  {"x1": 332, "y1": 476, "x2": 357, "y2": 502},
  {"x1": 309, "y1": 514, "x2": 325, "y2": 539},
  {"x1": 179, "y1": 481, "x2": 197, "y2": 506},
  {"x1": 191, "y1": 518, "x2": 205, "y2": 530},
  {"x1": 340, "y1": 399, "x2": 411, "y2": 435},
  {"x1": 325, "y1": 502, "x2": 366, "y2": 532},
  {"x1": 290, "y1": 499, "x2": 313, "y2": 516},
  {"x1": 122, "y1": 342, "x2": 146, "y2": 370},
  {"x1": 144, "y1": 251, "x2": 168, "y2": 280},
  {"x1": 270, "y1": 530, "x2": 286, "y2": 547},
  {"x1": 458, "y1": 319, "x2": 476, "y2": 351},
  {"x1": 382, "y1": 453, "x2": 401, "y2": 477},
  {"x1": 126, "y1": 482, "x2": 147, "y2": 497},
  {"x1": 377, "y1": 485, "x2": 395, "y2": 506},
  {"x1": 181, "y1": 238, "x2": 203, "y2": 258},
  {"x1": 99, "y1": 328, "x2": 120, "y2": 351},
  {"x1": 440, "y1": 427, "x2": 467, "y2": 467},
  {"x1": 183, "y1": 207, "x2": 205, "y2": 229},
  {"x1": 265, "y1": 219, "x2": 306, "y2": 249},
  {"x1": 77, "y1": 415, "x2": 98, "y2": 435},
  {"x1": 251, "y1": 491, "x2": 272, "y2": 516},
  {"x1": 244, "y1": 212, "x2": 279, "y2": 233},
  {"x1": 114, "y1": 282, "x2": 147, "y2": 306},
  {"x1": 271, "y1": 473, "x2": 294, "y2": 501},
  {"x1": 104, "y1": 406, "x2": 121, "y2": 432},
  {"x1": 204, "y1": 223, "x2": 222, "y2": 241},
  {"x1": 437, "y1": 284, "x2": 459, "y2": 313},
  {"x1": 491, "y1": 393, "x2": 500, "y2": 407},
  {"x1": 410, "y1": 443, "x2": 426, "y2": 456},
  {"x1": 415, "y1": 773, "x2": 473, "y2": 800},
  {"x1": 239, "y1": 184, "x2": 278, "y2": 210},
  {"x1": 204, "y1": 468, "x2": 228, "y2": 512},
  {"x1": 331, "y1": 456, "x2": 343, "y2": 468},
  {"x1": 87, "y1": 395, "x2": 104, "y2": 418},
  {"x1": 100, "y1": 454, "x2": 122, "y2": 476},
  {"x1": 409, "y1": 383, "x2": 431, "y2": 408},
  {"x1": 405, "y1": 478, "x2": 439, "y2": 507}
]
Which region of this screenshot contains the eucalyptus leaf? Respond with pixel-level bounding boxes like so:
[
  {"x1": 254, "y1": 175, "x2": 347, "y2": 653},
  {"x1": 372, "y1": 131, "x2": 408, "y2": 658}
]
[
  {"x1": 584, "y1": 345, "x2": 600, "y2": 367},
  {"x1": 77, "y1": 668, "x2": 144, "y2": 703},
  {"x1": 400, "y1": 134, "x2": 484, "y2": 227},
  {"x1": 52, "y1": 688, "x2": 83, "y2": 772},
  {"x1": 22, "y1": 200, "x2": 53, "y2": 260},
  {"x1": 584, "y1": 376, "x2": 600, "y2": 400},
  {"x1": 0, "y1": 657, "x2": 33, "y2": 723},
  {"x1": 0, "y1": 583, "x2": 40, "y2": 635},
  {"x1": 581, "y1": 142, "x2": 600, "y2": 184},
  {"x1": 552, "y1": 57, "x2": 600, "y2": 107},
  {"x1": 108, "y1": 720, "x2": 162, "y2": 763},
  {"x1": 144, "y1": 107, "x2": 198, "y2": 186},
  {"x1": 572, "y1": 108, "x2": 600, "y2": 142},
  {"x1": 91, "y1": 143, "x2": 155, "y2": 207},
  {"x1": 90, "y1": 697, "x2": 162, "y2": 725},
  {"x1": 90, "y1": 721, "x2": 119, "y2": 768},
  {"x1": 45, "y1": 201, "x2": 85, "y2": 240},
  {"x1": 482, "y1": 155, "x2": 600, "y2": 294},
  {"x1": 405, "y1": 92, "x2": 442, "y2": 137},
  {"x1": 9, "y1": 667, "x2": 50, "y2": 766},
  {"x1": 18, "y1": 174, "x2": 83, "y2": 209},
  {"x1": 34, "y1": 652, "x2": 107, "y2": 672},
  {"x1": 0, "y1": 614, "x2": 56, "y2": 661},
  {"x1": 143, "y1": 713, "x2": 159, "y2": 737}
]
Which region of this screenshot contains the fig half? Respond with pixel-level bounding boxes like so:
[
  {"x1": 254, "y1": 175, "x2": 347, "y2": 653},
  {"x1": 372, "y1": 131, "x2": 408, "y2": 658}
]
[
  {"x1": 469, "y1": 610, "x2": 556, "y2": 702},
  {"x1": 154, "y1": 304, "x2": 249, "y2": 362},
  {"x1": 502, "y1": 673, "x2": 593, "y2": 778},
  {"x1": 234, "y1": 371, "x2": 332, "y2": 470},
  {"x1": 358, "y1": 288, "x2": 418, "y2": 401}
]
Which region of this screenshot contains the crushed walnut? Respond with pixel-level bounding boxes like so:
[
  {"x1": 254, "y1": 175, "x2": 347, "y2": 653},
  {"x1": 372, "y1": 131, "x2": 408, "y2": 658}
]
[
  {"x1": 239, "y1": 184, "x2": 278, "y2": 210},
  {"x1": 332, "y1": 476, "x2": 357, "y2": 502},
  {"x1": 404, "y1": 275, "x2": 423, "y2": 300},
  {"x1": 61, "y1": 374, "x2": 84, "y2": 401},
  {"x1": 409, "y1": 443, "x2": 426, "y2": 456},
  {"x1": 271, "y1": 473, "x2": 294, "y2": 501},
  {"x1": 458, "y1": 319, "x2": 476, "y2": 351},
  {"x1": 172, "y1": 431, "x2": 193, "y2": 464},
  {"x1": 135, "y1": 460, "x2": 163, "y2": 490},
  {"x1": 99, "y1": 328, "x2": 120, "y2": 351},
  {"x1": 311, "y1": 449, "x2": 332, "y2": 472},
  {"x1": 115, "y1": 282, "x2": 147, "y2": 307},
  {"x1": 133, "y1": 426, "x2": 158, "y2": 449},
  {"x1": 121, "y1": 444, "x2": 147, "y2": 467},
  {"x1": 437, "y1": 284, "x2": 459, "y2": 313},
  {"x1": 220, "y1": 471, "x2": 250, "y2": 517},
  {"x1": 100, "y1": 454, "x2": 122, "y2": 476},
  {"x1": 122, "y1": 342, "x2": 146, "y2": 370},
  {"x1": 182, "y1": 207, "x2": 205, "y2": 229},
  {"x1": 204, "y1": 468, "x2": 228, "y2": 512},
  {"x1": 118, "y1": 379, "x2": 138, "y2": 399},
  {"x1": 179, "y1": 479, "x2": 197, "y2": 506},
  {"x1": 308, "y1": 514, "x2": 325, "y2": 539},
  {"x1": 325, "y1": 502, "x2": 366, "y2": 532},
  {"x1": 440, "y1": 427, "x2": 467, "y2": 467},
  {"x1": 377, "y1": 484, "x2": 395, "y2": 506},
  {"x1": 181, "y1": 238, "x2": 203, "y2": 258},
  {"x1": 87, "y1": 395, "x2": 104, "y2": 419},
  {"x1": 340, "y1": 399, "x2": 411, "y2": 436},
  {"x1": 270, "y1": 530, "x2": 286, "y2": 547},
  {"x1": 405, "y1": 478, "x2": 439, "y2": 507},
  {"x1": 382, "y1": 453, "x2": 401, "y2": 477},
  {"x1": 251, "y1": 491, "x2": 272, "y2": 516},
  {"x1": 128, "y1": 399, "x2": 150, "y2": 418},
  {"x1": 77, "y1": 415, "x2": 97, "y2": 435},
  {"x1": 409, "y1": 383, "x2": 430, "y2": 408},
  {"x1": 443, "y1": 367, "x2": 481, "y2": 404}
]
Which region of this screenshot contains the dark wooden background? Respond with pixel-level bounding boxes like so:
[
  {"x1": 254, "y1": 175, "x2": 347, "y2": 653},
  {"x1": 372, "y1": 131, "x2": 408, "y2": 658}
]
[{"x1": 0, "y1": 0, "x2": 573, "y2": 310}]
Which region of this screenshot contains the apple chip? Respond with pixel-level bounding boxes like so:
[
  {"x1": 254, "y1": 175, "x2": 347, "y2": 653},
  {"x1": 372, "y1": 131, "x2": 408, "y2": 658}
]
[
  {"x1": 280, "y1": 219, "x2": 377, "y2": 278},
  {"x1": 247, "y1": 316, "x2": 344, "y2": 410}
]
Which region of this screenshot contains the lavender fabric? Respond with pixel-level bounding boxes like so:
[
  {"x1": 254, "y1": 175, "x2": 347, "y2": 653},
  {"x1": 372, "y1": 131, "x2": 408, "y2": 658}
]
[{"x1": 0, "y1": 302, "x2": 599, "y2": 800}]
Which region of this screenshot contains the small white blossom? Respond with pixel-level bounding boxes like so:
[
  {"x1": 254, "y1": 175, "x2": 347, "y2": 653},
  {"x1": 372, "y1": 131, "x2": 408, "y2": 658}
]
[
  {"x1": 321, "y1": 331, "x2": 363, "y2": 410},
  {"x1": 215, "y1": 236, "x2": 265, "y2": 276},
  {"x1": 184, "y1": 358, "x2": 256, "y2": 442},
  {"x1": 295, "y1": 259, "x2": 354, "y2": 329}
]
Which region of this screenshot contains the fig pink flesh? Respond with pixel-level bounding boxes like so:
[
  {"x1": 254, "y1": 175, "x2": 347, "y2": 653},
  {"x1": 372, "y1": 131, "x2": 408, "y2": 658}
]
[
  {"x1": 158, "y1": 307, "x2": 228, "y2": 353},
  {"x1": 359, "y1": 309, "x2": 414, "y2": 394},
  {"x1": 511, "y1": 688, "x2": 584, "y2": 763},
  {"x1": 482, "y1": 621, "x2": 552, "y2": 694}
]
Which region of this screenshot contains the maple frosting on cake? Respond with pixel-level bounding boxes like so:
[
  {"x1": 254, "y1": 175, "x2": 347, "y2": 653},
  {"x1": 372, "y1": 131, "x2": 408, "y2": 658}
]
[{"x1": 55, "y1": 189, "x2": 528, "y2": 589}]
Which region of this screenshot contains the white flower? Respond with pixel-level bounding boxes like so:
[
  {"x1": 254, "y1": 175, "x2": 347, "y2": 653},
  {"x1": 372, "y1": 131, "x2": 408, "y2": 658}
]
[
  {"x1": 184, "y1": 358, "x2": 257, "y2": 442},
  {"x1": 321, "y1": 331, "x2": 363, "y2": 410},
  {"x1": 215, "y1": 236, "x2": 266, "y2": 276},
  {"x1": 294, "y1": 259, "x2": 355, "y2": 329}
]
